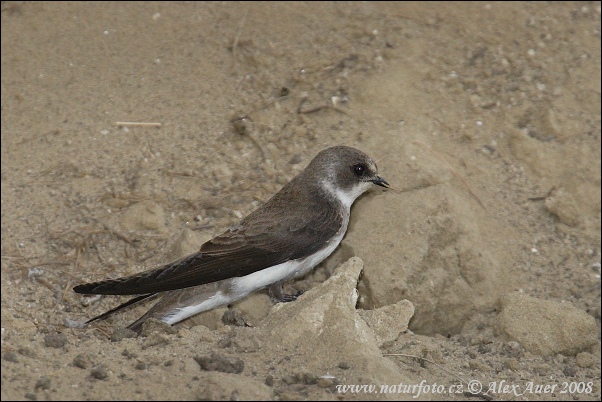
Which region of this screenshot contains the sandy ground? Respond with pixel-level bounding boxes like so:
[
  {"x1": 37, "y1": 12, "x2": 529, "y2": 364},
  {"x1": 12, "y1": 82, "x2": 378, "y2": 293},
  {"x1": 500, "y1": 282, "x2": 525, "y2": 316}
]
[{"x1": 1, "y1": 2, "x2": 600, "y2": 401}]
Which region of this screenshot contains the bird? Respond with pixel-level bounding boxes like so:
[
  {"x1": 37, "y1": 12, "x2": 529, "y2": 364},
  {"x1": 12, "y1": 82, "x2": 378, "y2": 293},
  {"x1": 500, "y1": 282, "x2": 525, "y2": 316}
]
[{"x1": 74, "y1": 145, "x2": 390, "y2": 333}]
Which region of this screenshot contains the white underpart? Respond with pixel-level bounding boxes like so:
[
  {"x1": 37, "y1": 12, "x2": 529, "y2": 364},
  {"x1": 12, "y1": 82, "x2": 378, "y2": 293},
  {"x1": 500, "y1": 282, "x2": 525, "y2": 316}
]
[
  {"x1": 163, "y1": 291, "x2": 230, "y2": 325},
  {"x1": 321, "y1": 179, "x2": 372, "y2": 209},
  {"x1": 162, "y1": 179, "x2": 369, "y2": 325}
]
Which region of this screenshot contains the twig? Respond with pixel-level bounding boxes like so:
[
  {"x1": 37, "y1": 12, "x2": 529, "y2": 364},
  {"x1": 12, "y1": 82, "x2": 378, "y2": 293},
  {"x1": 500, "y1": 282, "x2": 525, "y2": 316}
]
[
  {"x1": 298, "y1": 100, "x2": 348, "y2": 115},
  {"x1": 230, "y1": 115, "x2": 270, "y2": 162}
]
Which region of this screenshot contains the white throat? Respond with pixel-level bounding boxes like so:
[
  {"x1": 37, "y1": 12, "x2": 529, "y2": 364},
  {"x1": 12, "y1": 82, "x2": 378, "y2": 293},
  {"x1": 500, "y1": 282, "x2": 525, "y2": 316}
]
[{"x1": 321, "y1": 179, "x2": 371, "y2": 210}]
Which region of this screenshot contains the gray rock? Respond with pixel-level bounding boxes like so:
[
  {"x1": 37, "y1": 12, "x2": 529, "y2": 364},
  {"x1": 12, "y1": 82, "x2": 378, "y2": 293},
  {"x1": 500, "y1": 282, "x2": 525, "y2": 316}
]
[
  {"x1": 90, "y1": 365, "x2": 108, "y2": 380},
  {"x1": 44, "y1": 332, "x2": 67, "y2": 349},
  {"x1": 358, "y1": 299, "x2": 414, "y2": 346},
  {"x1": 259, "y1": 257, "x2": 417, "y2": 395},
  {"x1": 339, "y1": 148, "x2": 516, "y2": 336},
  {"x1": 194, "y1": 352, "x2": 244, "y2": 374},
  {"x1": 496, "y1": 292, "x2": 598, "y2": 356}
]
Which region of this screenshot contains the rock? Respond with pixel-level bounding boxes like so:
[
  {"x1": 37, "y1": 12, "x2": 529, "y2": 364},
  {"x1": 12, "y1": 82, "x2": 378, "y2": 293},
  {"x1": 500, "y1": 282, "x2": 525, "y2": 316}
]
[
  {"x1": 194, "y1": 352, "x2": 244, "y2": 374},
  {"x1": 44, "y1": 332, "x2": 67, "y2": 349},
  {"x1": 545, "y1": 187, "x2": 582, "y2": 227},
  {"x1": 35, "y1": 376, "x2": 51, "y2": 391},
  {"x1": 110, "y1": 327, "x2": 138, "y2": 342},
  {"x1": 230, "y1": 292, "x2": 273, "y2": 327},
  {"x1": 357, "y1": 299, "x2": 414, "y2": 346},
  {"x1": 221, "y1": 309, "x2": 247, "y2": 327},
  {"x1": 496, "y1": 292, "x2": 598, "y2": 356},
  {"x1": 339, "y1": 152, "x2": 516, "y2": 336},
  {"x1": 229, "y1": 329, "x2": 264, "y2": 353},
  {"x1": 185, "y1": 305, "x2": 228, "y2": 331},
  {"x1": 72, "y1": 354, "x2": 89, "y2": 369},
  {"x1": 90, "y1": 365, "x2": 108, "y2": 380},
  {"x1": 121, "y1": 200, "x2": 165, "y2": 231},
  {"x1": 259, "y1": 257, "x2": 416, "y2": 395},
  {"x1": 2, "y1": 352, "x2": 18, "y2": 363},
  {"x1": 575, "y1": 352, "x2": 595, "y2": 368},
  {"x1": 140, "y1": 318, "x2": 177, "y2": 337}
]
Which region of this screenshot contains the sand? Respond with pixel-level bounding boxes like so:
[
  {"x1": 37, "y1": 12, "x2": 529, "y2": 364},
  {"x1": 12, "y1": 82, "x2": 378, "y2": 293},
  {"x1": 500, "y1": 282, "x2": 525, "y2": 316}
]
[{"x1": 1, "y1": 2, "x2": 600, "y2": 400}]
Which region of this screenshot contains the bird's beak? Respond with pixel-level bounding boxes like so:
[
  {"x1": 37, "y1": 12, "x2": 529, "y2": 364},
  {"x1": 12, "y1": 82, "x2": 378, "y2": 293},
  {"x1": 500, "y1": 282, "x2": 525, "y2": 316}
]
[{"x1": 371, "y1": 176, "x2": 391, "y2": 189}]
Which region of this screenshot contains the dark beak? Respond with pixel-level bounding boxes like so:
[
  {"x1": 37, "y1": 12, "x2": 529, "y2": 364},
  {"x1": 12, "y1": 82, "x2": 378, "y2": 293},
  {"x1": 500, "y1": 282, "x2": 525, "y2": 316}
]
[{"x1": 371, "y1": 176, "x2": 391, "y2": 189}]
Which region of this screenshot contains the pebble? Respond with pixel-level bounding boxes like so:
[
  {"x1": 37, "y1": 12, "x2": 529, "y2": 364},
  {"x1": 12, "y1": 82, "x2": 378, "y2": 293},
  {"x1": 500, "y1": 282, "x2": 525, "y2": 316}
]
[
  {"x1": 575, "y1": 352, "x2": 595, "y2": 368},
  {"x1": 35, "y1": 376, "x2": 51, "y2": 391},
  {"x1": 90, "y1": 365, "x2": 108, "y2": 380},
  {"x1": 194, "y1": 352, "x2": 244, "y2": 374},
  {"x1": 44, "y1": 332, "x2": 67, "y2": 349},
  {"x1": 72, "y1": 354, "x2": 88, "y2": 369},
  {"x1": 3, "y1": 352, "x2": 19, "y2": 363}
]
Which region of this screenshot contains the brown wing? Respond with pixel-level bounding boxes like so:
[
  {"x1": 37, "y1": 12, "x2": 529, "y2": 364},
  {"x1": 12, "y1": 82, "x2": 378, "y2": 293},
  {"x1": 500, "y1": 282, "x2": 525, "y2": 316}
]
[{"x1": 73, "y1": 197, "x2": 342, "y2": 296}]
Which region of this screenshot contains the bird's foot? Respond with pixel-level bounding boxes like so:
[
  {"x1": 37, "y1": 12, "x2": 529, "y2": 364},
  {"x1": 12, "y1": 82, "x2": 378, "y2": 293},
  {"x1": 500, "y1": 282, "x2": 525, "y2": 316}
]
[
  {"x1": 269, "y1": 284, "x2": 304, "y2": 303},
  {"x1": 276, "y1": 290, "x2": 304, "y2": 303}
]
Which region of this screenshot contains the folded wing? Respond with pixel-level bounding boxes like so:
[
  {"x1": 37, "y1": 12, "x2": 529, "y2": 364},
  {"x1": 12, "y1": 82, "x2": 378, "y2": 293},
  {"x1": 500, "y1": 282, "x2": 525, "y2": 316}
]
[{"x1": 74, "y1": 200, "x2": 341, "y2": 295}]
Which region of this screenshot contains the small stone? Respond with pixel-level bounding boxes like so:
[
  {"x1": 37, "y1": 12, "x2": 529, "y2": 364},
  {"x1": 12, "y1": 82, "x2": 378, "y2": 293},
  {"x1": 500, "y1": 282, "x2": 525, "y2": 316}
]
[
  {"x1": 111, "y1": 327, "x2": 138, "y2": 342},
  {"x1": 17, "y1": 347, "x2": 36, "y2": 358},
  {"x1": 91, "y1": 365, "x2": 108, "y2": 380},
  {"x1": 504, "y1": 357, "x2": 520, "y2": 371},
  {"x1": 282, "y1": 374, "x2": 299, "y2": 385},
  {"x1": 496, "y1": 292, "x2": 597, "y2": 355},
  {"x1": 317, "y1": 376, "x2": 338, "y2": 388},
  {"x1": 357, "y1": 299, "x2": 414, "y2": 346},
  {"x1": 222, "y1": 309, "x2": 247, "y2": 327},
  {"x1": 301, "y1": 372, "x2": 317, "y2": 385},
  {"x1": 72, "y1": 354, "x2": 88, "y2": 369},
  {"x1": 217, "y1": 337, "x2": 232, "y2": 349},
  {"x1": 544, "y1": 188, "x2": 582, "y2": 227},
  {"x1": 35, "y1": 376, "x2": 51, "y2": 391},
  {"x1": 121, "y1": 349, "x2": 138, "y2": 359},
  {"x1": 575, "y1": 352, "x2": 595, "y2": 368},
  {"x1": 44, "y1": 332, "x2": 67, "y2": 348},
  {"x1": 194, "y1": 352, "x2": 244, "y2": 374},
  {"x1": 140, "y1": 318, "x2": 177, "y2": 337},
  {"x1": 563, "y1": 366, "x2": 577, "y2": 377},
  {"x1": 3, "y1": 352, "x2": 18, "y2": 362}
]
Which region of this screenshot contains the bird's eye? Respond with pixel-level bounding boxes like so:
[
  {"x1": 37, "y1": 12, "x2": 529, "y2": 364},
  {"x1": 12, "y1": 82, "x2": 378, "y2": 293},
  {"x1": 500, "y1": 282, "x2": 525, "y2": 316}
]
[{"x1": 352, "y1": 163, "x2": 366, "y2": 176}]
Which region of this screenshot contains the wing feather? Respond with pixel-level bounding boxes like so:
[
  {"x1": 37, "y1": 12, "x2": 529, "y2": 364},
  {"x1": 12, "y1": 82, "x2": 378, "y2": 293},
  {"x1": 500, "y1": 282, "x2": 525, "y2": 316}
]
[{"x1": 74, "y1": 196, "x2": 342, "y2": 296}]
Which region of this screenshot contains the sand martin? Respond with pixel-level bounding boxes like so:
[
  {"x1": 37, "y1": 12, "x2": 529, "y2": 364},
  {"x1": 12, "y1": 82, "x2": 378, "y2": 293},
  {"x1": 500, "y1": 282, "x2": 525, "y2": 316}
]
[{"x1": 74, "y1": 145, "x2": 390, "y2": 332}]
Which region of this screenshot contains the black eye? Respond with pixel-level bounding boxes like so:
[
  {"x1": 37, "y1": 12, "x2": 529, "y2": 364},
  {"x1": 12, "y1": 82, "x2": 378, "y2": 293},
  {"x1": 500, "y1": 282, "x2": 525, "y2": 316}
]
[{"x1": 352, "y1": 163, "x2": 366, "y2": 176}]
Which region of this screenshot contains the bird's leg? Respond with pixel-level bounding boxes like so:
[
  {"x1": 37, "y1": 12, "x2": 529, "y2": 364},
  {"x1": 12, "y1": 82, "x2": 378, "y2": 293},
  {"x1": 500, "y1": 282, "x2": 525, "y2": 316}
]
[{"x1": 268, "y1": 282, "x2": 304, "y2": 303}]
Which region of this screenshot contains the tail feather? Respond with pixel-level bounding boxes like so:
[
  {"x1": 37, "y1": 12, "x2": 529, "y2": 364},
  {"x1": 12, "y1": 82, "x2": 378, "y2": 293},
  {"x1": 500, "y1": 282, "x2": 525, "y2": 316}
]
[{"x1": 84, "y1": 293, "x2": 158, "y2": 324}]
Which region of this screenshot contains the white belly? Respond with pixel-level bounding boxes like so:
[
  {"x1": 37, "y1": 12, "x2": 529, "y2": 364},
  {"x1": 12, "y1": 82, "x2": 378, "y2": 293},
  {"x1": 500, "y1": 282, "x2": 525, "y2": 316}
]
[
  {"x1": 231, "y1": 226, "x2": 346, "y2": 295},
  {"x1": 162, "y1": 215, "x2": 349, "y2": 325}
]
